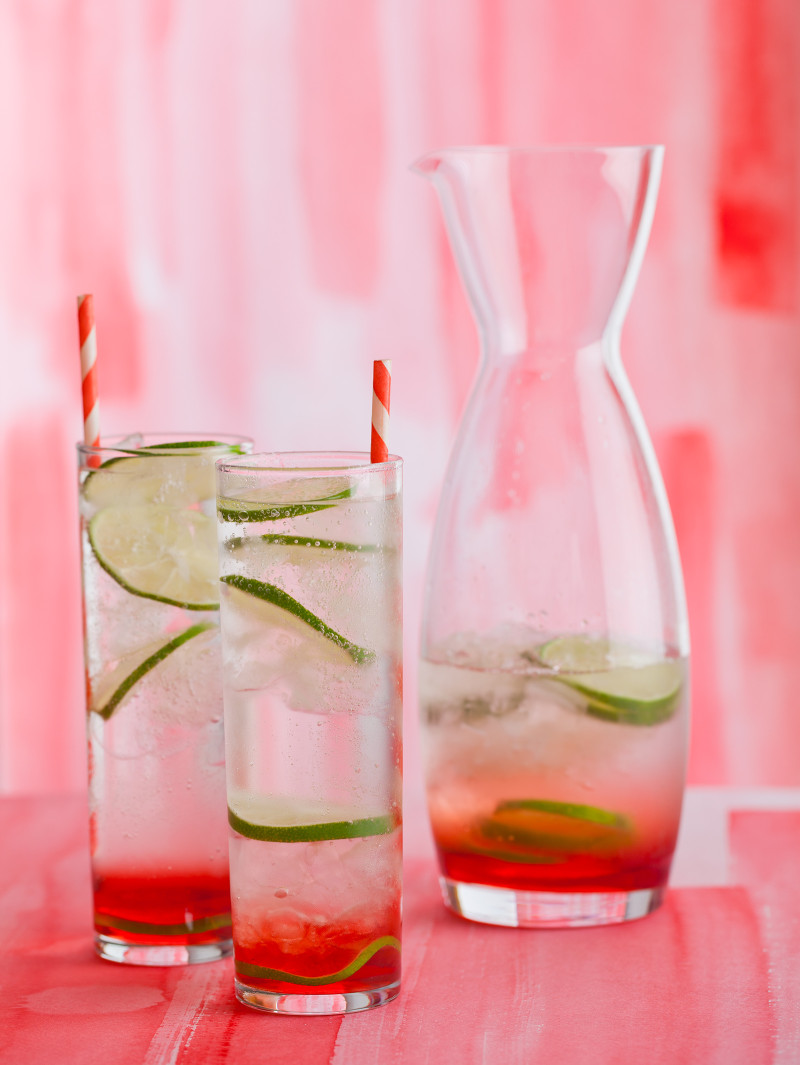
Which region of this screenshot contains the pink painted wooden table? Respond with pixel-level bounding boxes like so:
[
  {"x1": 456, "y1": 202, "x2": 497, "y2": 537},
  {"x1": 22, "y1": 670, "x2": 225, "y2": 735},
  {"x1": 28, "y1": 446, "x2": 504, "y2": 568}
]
[{"x1": 1, "y1": 788, "x2": 797, "y2": 1065}]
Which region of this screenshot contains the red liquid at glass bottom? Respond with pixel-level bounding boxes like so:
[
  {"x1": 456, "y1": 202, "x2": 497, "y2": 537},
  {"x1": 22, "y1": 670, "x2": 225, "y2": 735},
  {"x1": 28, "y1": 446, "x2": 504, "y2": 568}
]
[
  {"x1": 437, "y1": 842, "x2": 674, "y2": 894},
  {"x1": 233, "y1": 912, "x2": 401, "y2": 1014},
  {"x1": 432, "y1": 828, "x2": 676, "y2": 928},
  {"x1": 235, "y1": 935, "x2": 401, "y2": 996},
  {"x1": 93, "y1": 871, "x2": 232, "y2": 962}
]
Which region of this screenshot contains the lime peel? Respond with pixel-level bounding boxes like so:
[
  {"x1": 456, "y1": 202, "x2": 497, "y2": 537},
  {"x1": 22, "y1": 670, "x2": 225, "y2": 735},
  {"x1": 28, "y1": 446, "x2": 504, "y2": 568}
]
[
  {"x1": 83, "y1": 441, "x2": 243, "y2": 507},
  {"x1": 94, "y1": 910, "x2": 231, "y2": 936},
  {"x1": 92, "y1": 622, "x2": 214, "y2": 720},
  {"x1": 476, "y1": 798, "x2": 632, "y2": 856},
  {"x1": 137, "y1": 440, "x2": 241, "y2": 452},
  {"x1": 234, "y1": 936, "x2": 400, "y2": 986},
  {"x1": 217, "y1": 479, "x2": 352, "y2": 523},
  {"x1": 256, "y1": 533, "x2": 378, "y2": 552},
  {"x1": 218, "y1": 496, "x2": 347, "y2": 524},
  {"x1": 225, "y1": 533, "x2": 380, "y2": 555},
  {"x1": 536, "y1": 635, "x2": 683, "y2": 726},
  {"x1": 495, "y1": 798, "x2": 630, "y2": 830},
  {"x1": 479, "y1": 820, "x2": 615, "y2": 854},
  {"x1": 220, "y1": 574, "x2": 375, "y2": 664},
  {"x1": 228, "y1": 806, "x2": 396, "y2": 843},
  {"x1": 464, "y1": 845, "x2": 563, "y2": 866}
]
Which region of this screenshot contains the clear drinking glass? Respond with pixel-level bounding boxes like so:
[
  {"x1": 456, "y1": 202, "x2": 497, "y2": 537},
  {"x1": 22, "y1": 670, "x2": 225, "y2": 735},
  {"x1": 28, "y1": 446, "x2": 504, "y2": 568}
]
[
  {"x1": 78, "y1": 432, "x2": 251, "y2": 964},
  {"x1": 216, "y1": 452, "x2": 403, "y2": 1014},
  {"x1": 414, "y1": 146, "x2": 690, "y2": 928}
]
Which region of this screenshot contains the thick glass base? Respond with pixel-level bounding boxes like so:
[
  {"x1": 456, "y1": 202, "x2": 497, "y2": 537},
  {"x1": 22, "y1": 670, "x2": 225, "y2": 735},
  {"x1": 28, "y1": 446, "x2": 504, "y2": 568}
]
[
  {"x1": 95, "y1": 933, "x2": 233, "y2": 966},
  {"x1": 235, "y1": 979, "x2": 400, "y2": 1015},
  {"x1": 442, "y1": 877, "x2": 665, "y2": 928}
]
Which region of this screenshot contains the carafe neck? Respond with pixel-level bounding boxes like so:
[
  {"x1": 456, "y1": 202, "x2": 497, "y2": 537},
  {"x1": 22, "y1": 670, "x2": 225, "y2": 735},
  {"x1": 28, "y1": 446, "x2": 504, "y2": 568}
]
[{"x1": 413, "y1": 146, "x2": 663, "y2": 358}]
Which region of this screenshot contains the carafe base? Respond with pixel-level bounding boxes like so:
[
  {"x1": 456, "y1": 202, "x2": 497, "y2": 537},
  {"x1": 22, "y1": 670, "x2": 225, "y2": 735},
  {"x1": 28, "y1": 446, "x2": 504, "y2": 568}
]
[{"x1": 441, "y1": 878, "x2": 665, "y2": 928}]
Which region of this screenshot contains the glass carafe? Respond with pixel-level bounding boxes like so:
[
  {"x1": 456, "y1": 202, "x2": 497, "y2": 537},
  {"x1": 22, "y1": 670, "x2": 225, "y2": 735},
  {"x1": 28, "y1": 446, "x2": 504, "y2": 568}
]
[{"x1": 413, "y1": 146, "x2": 690, "y2": 928}]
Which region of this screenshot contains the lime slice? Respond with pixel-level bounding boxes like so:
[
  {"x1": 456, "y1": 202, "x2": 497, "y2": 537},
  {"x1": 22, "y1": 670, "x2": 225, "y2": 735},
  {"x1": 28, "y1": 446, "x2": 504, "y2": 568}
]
[
  {"x1": 82, "y1": 442, "x2": 230, "y2": 509},
  {"x1": 494, "y1": 798, "x2": 630, "y2": 829},
  {"x1": 95, "y1": 911, "x2": 231, "y2": 937},
  {"x1": 217, "y1": 477, "x2": 352, "y2": 523},
  {"x1": 225, "y1": 533, "x2": 380, "y2": 558},
  {"x1": 255, "y1": 533, "x2": 377, "y2": 552},
  {"x1": 220, "y1": 574, "x2": 374, "y2": 663},
  {"x1": 91, "y1": 622, "x2": 215, "y2": 719},
  {"x1": 536, "y1": 635, "x2": 683, "y2": 726},
  {"x1": 89, "y1": 504, "x2": 219, "y2": 610},
  {"x1": 478, "y1": 798, "x2": 631, "y2": 855},
  {"x1": 138, "y1": 440, "x2": 244, "y2": 452},
  {"x1": 227, "y1": 793, "x2": 397, "y2": 842},
  {"x1": 95, "y1": 911, "x2": 231, "y2": 936},
  {"x1": 235, "y1": 935, "x2": 401, "y2": 986},
  {"x1": 463, "y1": 846, "x2": 563, "y2": 866}
]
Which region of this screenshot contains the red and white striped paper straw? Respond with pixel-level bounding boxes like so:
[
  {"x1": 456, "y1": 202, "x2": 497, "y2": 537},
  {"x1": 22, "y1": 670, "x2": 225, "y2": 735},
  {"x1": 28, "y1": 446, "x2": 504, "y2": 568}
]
[
  {"x1": 77, "y1": 294, "x2": 100, "y2": 450},
  {"x1": 371, "y1": 359, "x2": 392, "y2": 463}
]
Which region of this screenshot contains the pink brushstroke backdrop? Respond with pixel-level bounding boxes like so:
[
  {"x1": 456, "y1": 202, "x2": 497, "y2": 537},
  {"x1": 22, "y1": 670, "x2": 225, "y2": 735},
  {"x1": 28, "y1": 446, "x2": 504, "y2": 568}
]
[{"x1": 0, "y1": 0, "x2": 799, "y2": 794}]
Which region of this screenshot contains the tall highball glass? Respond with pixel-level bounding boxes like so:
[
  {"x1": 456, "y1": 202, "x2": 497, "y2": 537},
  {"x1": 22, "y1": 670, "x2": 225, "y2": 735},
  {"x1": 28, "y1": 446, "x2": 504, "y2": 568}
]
[
  {"x1": 216, "y1": 452, "x2": 403, "y2": 1014},
  {"x1": 78, "y1": 433, "x2": 251, "y2": 964}
]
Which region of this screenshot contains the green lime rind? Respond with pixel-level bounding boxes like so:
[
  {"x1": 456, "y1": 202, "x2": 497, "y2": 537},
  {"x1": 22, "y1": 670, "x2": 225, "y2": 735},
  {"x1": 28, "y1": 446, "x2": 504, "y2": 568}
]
[
  {"x1": 478, "y1": 819, "x2": 619, "y2": 854},
  {"x1": 137, "y1": 440, "x2": 242, "y2": 452},
  {"x1": 94, "y1": 910, "x2": 231, "y2": 936},
  {"x1": 84, "y1": 440, "x2": 243, "y2": 477},
  {"x1": 80, "y1": 454, "x2": 138, "y2": 500},
  {"x1": 103, "y1": 440, "x2": 245, "y2": 456},
  {"x1": 581, "y1": 693, "x2": 678, "y2": 727},
  {"x1": 494, "y1": 798, "x2": 630, "y2": 830},
  {"x1": 465, "y1": 844, "x2": 564, "y2": 866},
  {"x1": 256, "y1": 533, "x2": 379, "y2": 552},
  {"x1": 220, "y1": 574, "x2": 375, "y2": 664},
  {"x1": 219, "y1": 501, "x2": 336, "y2": 523},
  {"x1": 234, "y1": 935, "x2": 400, "y2": 986},
  {"x1": 217, "y1": 493, "x2": 349, "y2": 524},
  {"x1": 228, "y1": 806, "x2": 396, "y2": 843},
  {"x1": 217, "y1": 473, "x2": 353, "y2": 523},
  {"x1": 476, "y1": 798, "x2": 631, "y2": 858},
  {"x1": 225, "y1": 533, "x2": 379, "y2": 554},
  {"x1": 536, "y1": 635, "x2": 683, "y2": 727},
  {"x1": 93, "y1": 623, "x2": 215, "y2": 720},
  {"x1": 85, "y1": 454, "x2": 129, "y2": 473},
  {"x1": 82, "y1": 438, "x2": 243, "y2": 500}
]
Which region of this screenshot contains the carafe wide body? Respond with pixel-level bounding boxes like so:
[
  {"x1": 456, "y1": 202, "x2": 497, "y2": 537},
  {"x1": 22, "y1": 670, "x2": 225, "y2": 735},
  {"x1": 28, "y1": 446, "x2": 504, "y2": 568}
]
[{"x1": 414, "y1": 146, "x2": 690, "y2": 928}]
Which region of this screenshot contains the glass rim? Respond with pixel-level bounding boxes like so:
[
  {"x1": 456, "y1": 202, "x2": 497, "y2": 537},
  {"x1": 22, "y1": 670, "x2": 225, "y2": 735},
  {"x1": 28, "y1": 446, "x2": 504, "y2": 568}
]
[
  {"x1": 77, "y1": 432, "x2": 253, "y2": 457},
  {"x1": 411, "y1": 144, "x2": 664, "y2": 174},
  {"x1": 413, "y1": 143, "x2": 664, "y2": 157},
  {"x1": 216, "y1": 450, "x2": 403, "y2": 475}
]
